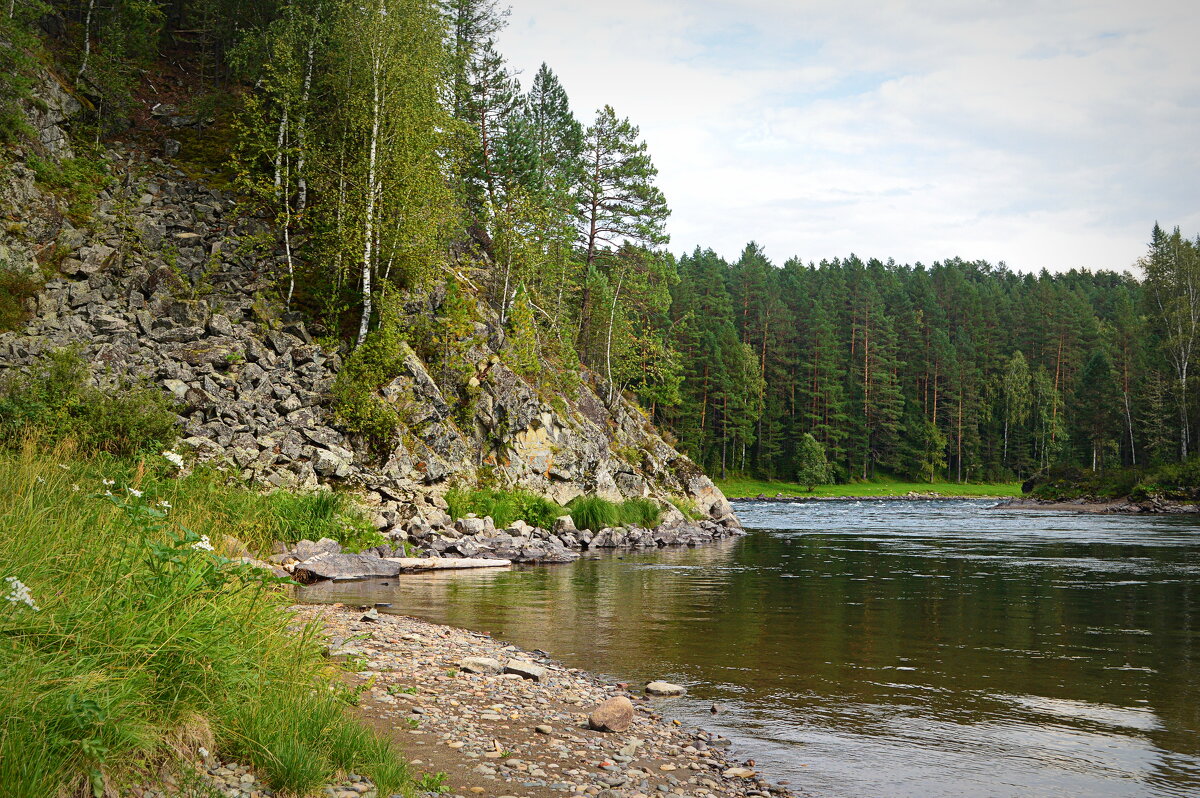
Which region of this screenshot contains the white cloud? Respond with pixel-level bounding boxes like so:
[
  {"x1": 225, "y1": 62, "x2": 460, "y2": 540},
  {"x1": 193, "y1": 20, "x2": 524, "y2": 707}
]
[{"x1": 497, "y1": 0, "x2": 1200, "y2": 272}]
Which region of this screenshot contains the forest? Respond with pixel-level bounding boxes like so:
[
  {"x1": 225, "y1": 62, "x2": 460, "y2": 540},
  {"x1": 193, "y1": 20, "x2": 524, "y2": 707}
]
[{"x1": 1, "y1": 0, "x2": 1198, "y2": 486}]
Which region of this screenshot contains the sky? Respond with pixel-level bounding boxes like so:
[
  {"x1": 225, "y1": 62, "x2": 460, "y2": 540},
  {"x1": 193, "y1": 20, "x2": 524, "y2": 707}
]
[{"x1": 496, "y1": 0, "x2": 1200, "y2": 274}]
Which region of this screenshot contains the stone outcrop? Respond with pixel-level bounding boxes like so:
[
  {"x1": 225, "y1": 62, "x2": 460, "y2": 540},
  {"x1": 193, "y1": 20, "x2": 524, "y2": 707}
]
[{"x1": 0, "y1": 88, "x2": 739, "y2": 558}]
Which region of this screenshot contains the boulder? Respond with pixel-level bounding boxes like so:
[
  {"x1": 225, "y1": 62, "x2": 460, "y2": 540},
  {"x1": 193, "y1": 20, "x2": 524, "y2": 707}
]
[
  {"x1": 588, "y1": 696, "x2": 634, "y2": 732},
  {"x1": 645, "y1": 680, "x2": 687, "y2": 696},
  {"x1": 503, "y1": 660, "x2": 548, "y2": 681},
  {"x1": 292, "y1": 537, "x2": 342, "y2": 560},
  {"x1": 291, "y1": 552, "x2": 402, "y2": 584},
  {"x1": 459, "y1": 656, "x2": 503, "y2": 675}
]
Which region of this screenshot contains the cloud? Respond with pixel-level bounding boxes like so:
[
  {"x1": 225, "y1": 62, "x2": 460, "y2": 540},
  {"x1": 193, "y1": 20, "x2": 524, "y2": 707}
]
[{"x1": 497, "y1": 0, "x2": 1200, "y2": 272}]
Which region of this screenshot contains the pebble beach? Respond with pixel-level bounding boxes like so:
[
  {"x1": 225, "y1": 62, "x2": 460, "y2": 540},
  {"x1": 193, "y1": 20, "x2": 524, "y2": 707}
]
[{"x1": 286, "y1": 603, "x2": 804, "y2": 798}]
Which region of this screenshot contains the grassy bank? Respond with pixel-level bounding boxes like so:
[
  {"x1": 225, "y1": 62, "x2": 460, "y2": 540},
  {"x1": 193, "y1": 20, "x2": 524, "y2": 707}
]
[
  {"x1": 0, "y1": 443, "x2": 411, "y2": 797},
  {"x1": 717, "y1": 475, "x2": 1022, "y2": 499}
]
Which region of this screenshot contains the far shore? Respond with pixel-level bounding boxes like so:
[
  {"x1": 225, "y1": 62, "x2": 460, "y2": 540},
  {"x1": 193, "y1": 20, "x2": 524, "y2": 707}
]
[{"x1": 718, "y1": 478, "x2": 1021, "y2": 501}]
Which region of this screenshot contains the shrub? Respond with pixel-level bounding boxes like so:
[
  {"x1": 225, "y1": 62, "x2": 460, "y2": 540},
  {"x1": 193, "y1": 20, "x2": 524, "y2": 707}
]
[
  {"x1": 0, "y1": 264, "x2": 43, "y2": 333},
  {"x1": 329, "y1": 319, "x2": 405, "y2": 457},
  {"x1": 27, "y1": 153, "x2": 111, "y2": 223},
  {"x1": 0, "y1": 446, "x2": 410, "y2": 795},
  {"x1": 445, "y1": 487, "x2": 566, "y2": 529},
  {"x1": 0, "y1": 349, "x2": 179, "y2": 457}
]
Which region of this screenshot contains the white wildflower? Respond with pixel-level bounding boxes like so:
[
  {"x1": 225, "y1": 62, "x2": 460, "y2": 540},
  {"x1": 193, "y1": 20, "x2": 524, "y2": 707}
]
[
  {"x1": 162, "y1": 450, "x2": 185, "y2": 469},
  {"x1": 104, "y1": 490, "x2": 113, "y2": 496},
  {"x1": 198, "y1": 746, "x2": 210, "y2": 759},
  {"x1": 102, "y1": 479, "x2": 115, "y2": 486},
  {"x1": 127, "y1": 487, "x2": 143, "y2": 498},
  {"x1": 35, "y1": 476, "x2": 44, "y2": 484},
  {"x1": 191, "y1": 535, "x2": 215, "y2": 552},
  {"x1": 4, "y1": 577, "x2": 39, "y2": 611},
  {"x1": 158, "y1": 500, "x2": 172, "y2": 509},
  {"x1": 72, "y1": 484, "x2": 80, "y2": 492},
  {"x1": 57, "y1": 464, "x2": 68, "y2": 470}
]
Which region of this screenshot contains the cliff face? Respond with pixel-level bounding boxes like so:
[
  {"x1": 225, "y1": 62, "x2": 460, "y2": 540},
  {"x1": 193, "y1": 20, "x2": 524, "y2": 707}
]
[{"x1": 0, "y1": 89, "x2": 737, "y2": 537}]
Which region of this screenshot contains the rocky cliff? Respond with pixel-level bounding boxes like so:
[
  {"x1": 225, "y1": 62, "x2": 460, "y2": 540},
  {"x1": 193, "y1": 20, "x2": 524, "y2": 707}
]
[{"x1": 0, "y1": 85, "x2": 738, "y2": 553}]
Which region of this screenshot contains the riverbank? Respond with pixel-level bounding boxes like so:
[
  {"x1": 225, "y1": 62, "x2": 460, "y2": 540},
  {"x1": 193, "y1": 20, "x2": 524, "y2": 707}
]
[
  {"x1": 717, "y1": 476, "x2": 1020, "y2": 500},
  {"x1": 292, "y1": 602, "x2": 801, "y2": 798},
  {"x1": 995, "y1": 496, "x2": 1200, "y2": 514}
]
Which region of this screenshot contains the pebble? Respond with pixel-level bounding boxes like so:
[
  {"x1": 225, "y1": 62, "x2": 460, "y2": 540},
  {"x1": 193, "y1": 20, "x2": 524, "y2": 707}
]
[{"x1": 281, "y1": 604, "x2": 800, "y2": 798}]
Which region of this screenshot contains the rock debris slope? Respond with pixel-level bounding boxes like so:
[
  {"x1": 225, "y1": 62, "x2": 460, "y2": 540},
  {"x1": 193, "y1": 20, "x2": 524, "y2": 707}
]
[{"x1": 0, "y1": 136, "x2": 738, "y2": 554}]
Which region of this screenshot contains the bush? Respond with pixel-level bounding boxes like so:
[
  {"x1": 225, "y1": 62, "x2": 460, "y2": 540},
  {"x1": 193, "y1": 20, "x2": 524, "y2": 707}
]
[
  {"x1": 329, "y1": 323, "x2": 405, "y2": 457},
  {"x1": 445, "y1": 487, "x2": 566, "y2": 529},
  {"x1": 27, "y1": 153, "x2": 111, "y2": 223},
  {"x1": 0, "y1": 265, "x2": 43, "y2": 333},
  {"x1": 0, "y1": 446, "x2": 410, "y2": 795},
  {"x1": 0, "y1": 349, "x2": 179, "y2": 457}
]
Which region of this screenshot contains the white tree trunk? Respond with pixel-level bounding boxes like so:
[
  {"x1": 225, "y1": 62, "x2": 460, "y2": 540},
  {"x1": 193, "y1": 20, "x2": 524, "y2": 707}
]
[
  {"x1": 356, "y1": 49, "x2": 382, "y2": 347},
  {"x1": 604, "y1": 274, "x2": 623, "y2": 404},
  {"x1": 76, "y1": 0, "x2": 95, "y2": 80},
  {"x1": 296, "y1": 39, "x2": 316, "y2": 214}
]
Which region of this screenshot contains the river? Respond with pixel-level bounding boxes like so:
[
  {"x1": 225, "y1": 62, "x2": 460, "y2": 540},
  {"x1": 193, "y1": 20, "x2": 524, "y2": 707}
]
[{"x1": 298, "y1": 499, "x2": 1200, "y2": 797}]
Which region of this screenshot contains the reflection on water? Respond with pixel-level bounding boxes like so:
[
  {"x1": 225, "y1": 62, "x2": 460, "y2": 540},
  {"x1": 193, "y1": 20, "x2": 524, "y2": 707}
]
[{"x1": 298, "y1": 499, "x2": 1200, "y2": 797}]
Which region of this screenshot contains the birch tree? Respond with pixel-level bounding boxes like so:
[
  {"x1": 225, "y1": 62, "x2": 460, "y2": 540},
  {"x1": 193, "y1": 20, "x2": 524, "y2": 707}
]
[{"x1": 1143, "y1": 224, "x2": 1200, "y2": 460}]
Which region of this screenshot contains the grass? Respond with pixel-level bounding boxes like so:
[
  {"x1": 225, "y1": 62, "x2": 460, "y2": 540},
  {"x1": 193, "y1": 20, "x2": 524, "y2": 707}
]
[
  {"x1": 0, "y1": 442, "x2": 412, "y2": 797},
  {"x1": 717, "y1": 475, "x2": 1022, "y2": 499},
  {"x1": 445, "y1": 487, "x2": 666, "y2": 531},
  {"x1": 566, "y1": 495, "x2": 663, "y2": 532},
  {"x1": 445, "y1": 486, "x2": 566, "y2": 529}
]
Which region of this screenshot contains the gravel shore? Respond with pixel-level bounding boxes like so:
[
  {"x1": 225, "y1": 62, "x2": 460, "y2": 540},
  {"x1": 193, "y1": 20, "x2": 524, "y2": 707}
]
[{"x1": 290, "y1": 603, "x2": 806, "y2": 798}]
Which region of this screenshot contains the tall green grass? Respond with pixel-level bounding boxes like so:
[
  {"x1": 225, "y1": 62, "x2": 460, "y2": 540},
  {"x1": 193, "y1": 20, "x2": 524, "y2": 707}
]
[
  {"x1": 0, "y1": 444, "x2": 410, "y2": 797},
  {"x1": 445, "y1": 487, "x2": 566, "y2": 529},
  {"x1": 445, "y1": 488, "x2": 665, "y2": 532},
  {"x1": 565, "y1": 495, "x2": 663, "y2": 532}
]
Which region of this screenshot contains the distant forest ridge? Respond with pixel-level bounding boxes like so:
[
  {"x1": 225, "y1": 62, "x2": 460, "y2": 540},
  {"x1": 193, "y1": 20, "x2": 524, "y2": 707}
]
[{"x1": 658, "y1": 226, "x2": 1199, "y2": 484}]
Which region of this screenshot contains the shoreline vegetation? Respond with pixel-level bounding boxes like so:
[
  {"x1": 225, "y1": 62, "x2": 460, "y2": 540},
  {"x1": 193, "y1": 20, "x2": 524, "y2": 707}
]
[
  {"x1": 0, "y1": 444, "x2": 412, "y2": 797},
  {"x1": 716, "y1": 476, "x2": 1021, "y2": 500}
]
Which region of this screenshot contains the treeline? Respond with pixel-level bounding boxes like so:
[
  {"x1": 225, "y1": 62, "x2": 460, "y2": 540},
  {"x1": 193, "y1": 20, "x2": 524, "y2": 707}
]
[
  {"x1": 661, "y1": 228, "x2": 1200, "y2": 483},
  {"x1": 3, "y1": 0, "x2": 1198, "y2": 485}
]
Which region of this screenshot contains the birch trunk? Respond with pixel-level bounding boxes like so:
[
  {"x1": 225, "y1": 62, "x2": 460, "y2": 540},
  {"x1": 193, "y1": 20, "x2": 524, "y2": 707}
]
[{"x1": 356, "y1": 48, "x2": 382, "y2": 347}]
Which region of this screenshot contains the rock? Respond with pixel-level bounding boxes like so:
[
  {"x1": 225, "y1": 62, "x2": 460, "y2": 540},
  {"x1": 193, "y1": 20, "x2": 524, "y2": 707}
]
[
  {"x1": 588, "y1": 696, "x2": 634, "y2": 732},
  {"x1": 163, "y1": 138, "x2": 181, "y2": 158},
  {"x1": 291, "y1": 553, "x2": 402, "y2": 584},
  {"x1": 503, "y1": 660, "x2": 547, "y2": 681},
  {"x1": 534, "y1": 724, "x2": 553, "y2": 735},
  {"x1": 723, "y1": 767, "x2": 756, "y2": 778},
  {"x1": 293, "y1": 537, "x2": 341, "y2": 560},
  {"x1": 645, "y1": 681, "x2": 686, "y2": 696},
  {"x1": 459, "y1": 656, "x2": 503, "y2": 675}
]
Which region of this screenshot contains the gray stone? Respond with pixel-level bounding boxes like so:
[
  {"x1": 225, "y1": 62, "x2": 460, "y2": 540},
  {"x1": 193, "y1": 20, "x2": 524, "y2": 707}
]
[
  {"x1": 459, "y1": 656, "x2": 503, "y2": 674},
  {"x1": 645, "y1": 681, "x2": 687, "y2": 697},
  {"x1": 503, "y1": 660, "x2": 548, "y2": 681},
  {"x1": 291, "y1": 553, "x2": 401, "y2": 584},
  {"x1": 163, "y1": 138, "x2": 181, "y2": 158}
]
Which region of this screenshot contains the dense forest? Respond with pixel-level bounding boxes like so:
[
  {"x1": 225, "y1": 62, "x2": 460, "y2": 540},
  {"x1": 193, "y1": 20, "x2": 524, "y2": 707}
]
[{"x1": 1, "y1": 0, "x2": 1197, "y2": 485}]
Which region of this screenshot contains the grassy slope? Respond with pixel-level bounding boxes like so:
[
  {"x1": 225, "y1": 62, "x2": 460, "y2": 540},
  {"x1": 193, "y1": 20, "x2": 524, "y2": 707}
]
[
  {"x1": 0, "y1": 443, "x2": 411, "y2": 797},
  {"x1": 717, "y1": 475, "x2": 1022, "y2": 499}
]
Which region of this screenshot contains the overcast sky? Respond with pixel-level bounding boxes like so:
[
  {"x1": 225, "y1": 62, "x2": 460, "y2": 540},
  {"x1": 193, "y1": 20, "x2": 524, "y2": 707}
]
[{"x1": 496, "y1": 0, "x2": 1200, "y2": 274}]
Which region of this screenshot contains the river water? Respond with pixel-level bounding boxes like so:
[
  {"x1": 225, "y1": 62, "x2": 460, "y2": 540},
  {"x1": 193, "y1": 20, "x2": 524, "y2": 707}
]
[{"x1": 298, "y1": 499, "x2": 1200, "y2": 797}]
